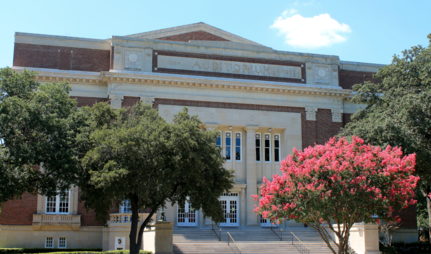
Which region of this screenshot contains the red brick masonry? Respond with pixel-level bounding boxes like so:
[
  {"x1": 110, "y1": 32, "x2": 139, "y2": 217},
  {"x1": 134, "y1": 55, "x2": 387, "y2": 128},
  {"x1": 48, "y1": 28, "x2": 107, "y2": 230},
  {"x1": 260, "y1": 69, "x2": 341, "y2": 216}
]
[
  {"x1": 0, "y1": 192, "x2": 37, "y2": 225},
  {"x1": 339, "y1": 69, "x2": 380, "y2": 90},
  {"x1": 156, "y1": 31, "x2": 229, "y2": 42},
  {"x1": 13, "y1": 43, "x2": 110, "y2": 72}
]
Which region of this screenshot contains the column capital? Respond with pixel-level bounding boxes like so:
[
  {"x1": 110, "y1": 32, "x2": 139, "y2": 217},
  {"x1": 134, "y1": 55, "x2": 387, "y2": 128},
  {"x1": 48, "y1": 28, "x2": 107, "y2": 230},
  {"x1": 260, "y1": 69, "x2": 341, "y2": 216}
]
[
  {"x1": 305, "y1": 107, "x2": 318, "y2": 121},
  {"x1": 108, "y1": 94, "x2": 124, "y2": 109},
  {"x1": 204, "y1": 123, "x2": 218, "y2": 131},
  {"x1": 331, "y1": 109, "x2": 343, "y2": 122},
  {"x1": 244, "y1": 125, "x2": 259, "y2": 132},
  {"x1": 140, "y1": 96, "x2": 155, "y2": 105}
]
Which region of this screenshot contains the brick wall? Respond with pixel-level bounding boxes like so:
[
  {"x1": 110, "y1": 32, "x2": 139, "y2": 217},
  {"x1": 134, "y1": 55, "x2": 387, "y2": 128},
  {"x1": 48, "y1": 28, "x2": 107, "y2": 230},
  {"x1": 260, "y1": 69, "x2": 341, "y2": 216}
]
[
  {"x1": 122, "y1": 96, "x2": 140, "y2": 107},
  {"x1": 13, "y1": 43, "x2": 110, "y2": 72},
  {"x1": 70, "y1": 96, "x2": 108, "y2": 107},
  {"x1": 0, "y1": 192, "x2": 37, "y2": 225},
  {"x1": 393, "y1": 205, "x2": 417, "y2": 228},
  {"x1": 156, "y1": 31, "x2": 229, "y2": 42},
  {"x1": 343, "y1": 113, "x2": 353, "y2": 126},
  {"x1": 339, "y1": 69, "x2": 380, "y2": 90}
]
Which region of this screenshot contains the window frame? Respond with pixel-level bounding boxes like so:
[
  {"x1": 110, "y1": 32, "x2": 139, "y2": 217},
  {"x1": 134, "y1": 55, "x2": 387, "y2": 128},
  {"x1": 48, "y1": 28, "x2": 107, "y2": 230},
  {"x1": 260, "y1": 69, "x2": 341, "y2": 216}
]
[
  {"x1": 264, "y1": 133, "x2": 271, "y2": 163},
  {"x1": 234, "y1": 132, "x2": 242, "y2": 162},
  {"x1": 216, "y1": 131, "x2": 222, "y2": 151},
  {"x1": 225, "y1": 131, "x2": 232, "y2": 161},
  {"x1": 121, "y1": 199, "x2": 132, "y2": 213},
  {"x1": 45, "y1": 189, "x2": 71, "y2": 215},
  {"x1": 255, "y1": 133, "x2": 261, "y2": 162},
  {"x1": 45, "y1": 237, "x2": 54, "y2": 248},
  {"x1": 58, "y1": 237, "x2": 67, "y2": 249},
  {"x1": 274, "y1": 134, "x2": 281, "y2": 163}
]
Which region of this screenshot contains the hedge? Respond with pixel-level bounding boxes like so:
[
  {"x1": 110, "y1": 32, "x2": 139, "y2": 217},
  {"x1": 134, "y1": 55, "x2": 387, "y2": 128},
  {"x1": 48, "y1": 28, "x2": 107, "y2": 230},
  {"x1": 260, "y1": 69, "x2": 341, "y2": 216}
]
[
  {"x1": 0, "y1": 249, "x2": 101, "y2": 254},
  {"x1": 0, "y1": 249, "x2": 151, "y2": 254},
  {"x1": 380, "y1": 241, "x2": 431, "y2": 254}
]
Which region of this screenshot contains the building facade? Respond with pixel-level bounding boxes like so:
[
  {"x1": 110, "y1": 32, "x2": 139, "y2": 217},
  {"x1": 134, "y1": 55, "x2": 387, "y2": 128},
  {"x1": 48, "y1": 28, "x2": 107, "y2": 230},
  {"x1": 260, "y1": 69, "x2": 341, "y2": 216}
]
[{"x1": 0, "y1": 23, "x2": 418, "y2": 249}]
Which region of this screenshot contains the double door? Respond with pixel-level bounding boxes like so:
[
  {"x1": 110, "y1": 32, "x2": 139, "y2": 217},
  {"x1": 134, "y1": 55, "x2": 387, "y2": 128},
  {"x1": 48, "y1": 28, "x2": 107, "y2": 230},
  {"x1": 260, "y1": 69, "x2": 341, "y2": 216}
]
[
  {"x1": 220, "y1": 193, "x2": 239, "y2": 227},
  {"x1": 177, "y1": 200, "x2": 198, "y2": 227}
]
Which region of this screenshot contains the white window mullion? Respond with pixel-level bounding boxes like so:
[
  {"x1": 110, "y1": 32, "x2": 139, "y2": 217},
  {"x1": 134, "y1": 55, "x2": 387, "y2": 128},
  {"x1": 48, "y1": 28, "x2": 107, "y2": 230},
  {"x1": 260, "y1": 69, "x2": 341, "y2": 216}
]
[
  {"x1": 274, "y1": 134, "x2": 281, "y2": 162},
  {"x1": 225, "y1": 132, "x2": 232, "y2": 161},
  {"x1": 256, "y1": 133, "x2": 261, "y2": 162},
  {"x1": 264, "y1": 133, "x2": 271, "y2": 162},
  {"x1": 235, "y1": 132, "x2": 241, "y2": 161}
]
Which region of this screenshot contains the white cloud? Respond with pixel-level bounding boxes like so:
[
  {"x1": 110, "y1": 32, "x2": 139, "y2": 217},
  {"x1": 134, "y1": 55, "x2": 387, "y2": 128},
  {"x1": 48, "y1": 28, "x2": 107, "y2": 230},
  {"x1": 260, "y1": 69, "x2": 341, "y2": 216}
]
[
  {"x1": 271, "y1": 11, "x2": 351, "y2": 49},
  {"x1": 282, "y1": 9, "x2": 298, "y2": 17}
]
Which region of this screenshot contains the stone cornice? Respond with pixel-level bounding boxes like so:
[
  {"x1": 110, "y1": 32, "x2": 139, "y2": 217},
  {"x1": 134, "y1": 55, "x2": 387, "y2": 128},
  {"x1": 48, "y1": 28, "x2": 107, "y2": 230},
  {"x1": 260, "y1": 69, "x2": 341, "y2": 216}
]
[{"x1": 13, "y1": 67, "x2": 353, "y2": 99}]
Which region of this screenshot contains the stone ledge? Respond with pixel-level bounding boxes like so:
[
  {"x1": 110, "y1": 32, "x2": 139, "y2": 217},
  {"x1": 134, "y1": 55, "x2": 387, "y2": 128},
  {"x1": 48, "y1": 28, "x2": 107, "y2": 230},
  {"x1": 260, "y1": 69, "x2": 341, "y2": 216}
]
[{"x1": 32, "y1": 214, "x2": 81, "y2": 231}]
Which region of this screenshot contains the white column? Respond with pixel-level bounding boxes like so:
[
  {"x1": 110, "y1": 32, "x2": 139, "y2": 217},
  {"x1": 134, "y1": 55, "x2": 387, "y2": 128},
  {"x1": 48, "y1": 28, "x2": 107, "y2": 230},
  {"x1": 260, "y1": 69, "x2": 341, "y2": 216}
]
[
  {"x1": 109, "y1": 95, "x2": 124, "y2": 109},
  {"x1": 244, "y1": 126, "x2": 259, "y2": 226},
  {"x1": 140, "y1": 96, "x2": 155, "y2": 108}
]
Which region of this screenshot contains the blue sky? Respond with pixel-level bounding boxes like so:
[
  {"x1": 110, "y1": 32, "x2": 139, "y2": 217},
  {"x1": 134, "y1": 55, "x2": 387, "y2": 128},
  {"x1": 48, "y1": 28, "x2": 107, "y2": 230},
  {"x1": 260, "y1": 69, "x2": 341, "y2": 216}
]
[{"x1": 0, "y1": 0, "x2": 430, "y2": 67}]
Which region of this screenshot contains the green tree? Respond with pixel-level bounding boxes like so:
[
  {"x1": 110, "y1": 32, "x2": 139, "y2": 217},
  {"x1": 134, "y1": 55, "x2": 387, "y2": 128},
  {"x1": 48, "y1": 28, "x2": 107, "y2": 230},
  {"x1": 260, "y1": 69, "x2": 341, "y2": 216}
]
[
  {"x1": 78, "y1": 103, "x2": 234, "y2": 254},
  {"x1": 0, "y1": 67, "x2": 83, "y2": 202},
  {"x1": 340, "y1": 34, "x2": 431, "y2": 238}
]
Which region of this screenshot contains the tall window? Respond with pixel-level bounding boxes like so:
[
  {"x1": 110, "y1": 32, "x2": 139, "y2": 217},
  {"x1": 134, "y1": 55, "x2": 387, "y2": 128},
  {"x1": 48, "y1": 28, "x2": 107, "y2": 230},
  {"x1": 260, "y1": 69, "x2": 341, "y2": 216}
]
[
  {"x1": 216, "y1": 131, "x2": 222, "y2": 149},
  {"x1": 255, "y1": 133, "x2": 261, "y2": 162},
  {"x1": 274, "y1": 134, "x2": 280, "y2": 162},
  {"x1": 265, "y1": 134, "x2": 271, "y2": 162},
  {"x1": 235, "y1": 132, "x2": 241, "y2": 161},
  {"x1": 122, "y1": 199, "x2": 131, "y2": 213},
  {"x1": 46, "y1": 190, "x2": 70, "y2": 214},
  {"x1": 225, "y1": 132, "x2": 231, "y2": 161}
]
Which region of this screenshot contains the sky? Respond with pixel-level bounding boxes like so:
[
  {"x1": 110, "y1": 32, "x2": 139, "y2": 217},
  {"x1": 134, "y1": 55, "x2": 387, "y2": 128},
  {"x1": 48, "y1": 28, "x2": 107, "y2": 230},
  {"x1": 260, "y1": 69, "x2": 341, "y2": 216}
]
[{"x1": 0, "y1": 0, "x2": 430, "y2": 67}]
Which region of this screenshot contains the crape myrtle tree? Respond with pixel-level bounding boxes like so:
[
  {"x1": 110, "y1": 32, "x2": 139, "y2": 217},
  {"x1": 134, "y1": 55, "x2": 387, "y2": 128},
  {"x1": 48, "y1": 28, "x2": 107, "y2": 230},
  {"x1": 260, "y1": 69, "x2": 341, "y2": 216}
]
[
  {"x1": 253, "y1": 137, "x2": 419, "y2": 254},
  {"x1": 340, "y1": 34, "x2": 431, "y2": 239},
  {"x1": 77, "y1": 103, "x2": 234, "y2": 254},
  {"x1": 0, "y1": 67, "x2": 83, "y2": 202}
]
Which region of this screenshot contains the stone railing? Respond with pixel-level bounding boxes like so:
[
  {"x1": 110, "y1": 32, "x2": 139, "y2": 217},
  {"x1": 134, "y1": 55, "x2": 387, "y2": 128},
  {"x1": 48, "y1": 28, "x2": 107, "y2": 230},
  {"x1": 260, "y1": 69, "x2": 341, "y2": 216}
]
[
  {"x1": 109, "y1": 213, "x2": 156, "y2": 225},
  {"x1": 32, "y1": 214, "x2": 81, "y2": 231}
]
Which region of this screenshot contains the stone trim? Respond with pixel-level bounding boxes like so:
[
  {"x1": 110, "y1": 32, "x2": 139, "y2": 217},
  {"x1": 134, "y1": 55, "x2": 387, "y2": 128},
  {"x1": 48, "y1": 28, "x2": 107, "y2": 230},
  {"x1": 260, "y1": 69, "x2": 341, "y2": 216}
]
[
  {"x1": 152, "y1": 50, "x2": 306, "y2": 84},
  {"x1": 305, "y1": 107, "x2": 318, "y2": 121}
]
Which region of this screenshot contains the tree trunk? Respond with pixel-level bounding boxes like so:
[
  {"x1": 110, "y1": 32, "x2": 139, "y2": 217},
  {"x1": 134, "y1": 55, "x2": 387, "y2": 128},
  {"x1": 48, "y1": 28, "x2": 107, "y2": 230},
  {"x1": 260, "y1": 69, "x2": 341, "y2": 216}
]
[
  {"x1": 427, "y1": 194, "x2": 431, "y2": 243},
  {"x1": 420, "y1": 187, "x2": 431, "y2": 243},
  {"x1": 129, "y1": 194, "x2": 141, "y2": 254}
]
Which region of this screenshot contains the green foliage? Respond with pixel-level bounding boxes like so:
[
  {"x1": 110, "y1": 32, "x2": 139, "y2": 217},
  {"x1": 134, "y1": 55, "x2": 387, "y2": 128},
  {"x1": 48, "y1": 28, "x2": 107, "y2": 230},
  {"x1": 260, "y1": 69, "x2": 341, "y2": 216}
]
[
  {"x1": 77, "y1": 103, "x2": 234, "y2": 253},
  {"x1": 0, "y1": 249, "x2": 152, "y2": 253},
  {"x1": 0, "y1": 248, "x2": 102, "y2": 253},
  {"x1": 340, "y1": 34, "x2": 431, "y2": 228},
  {"x1": 0, "y1": 67, "x2": 84, "y2": 201},
  {"x1": 380, "y1": 242, "x2": 431, "y2": 254}
]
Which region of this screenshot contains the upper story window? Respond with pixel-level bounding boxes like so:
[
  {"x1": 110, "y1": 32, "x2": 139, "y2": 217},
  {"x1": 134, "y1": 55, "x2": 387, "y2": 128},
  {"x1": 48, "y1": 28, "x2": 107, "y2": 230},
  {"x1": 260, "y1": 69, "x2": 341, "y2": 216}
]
[
  {"x1": 216, "y1": 131, "x2": 222, "y2": 149},
  {"x1": 235, "y1": 132, "x2": 241, "y2": 161},
  {"x1": 255, "y1": 133, "x2": 261, "y2": 162},
  {"x1": 265, "y1": 134, "x2": 271, "y2": 162},
  {"x1": 274, "y1": 134, "x2": 280, "y2": 162},
  {"x1": 225, "y1": 132, "x2": 232, "y2": 161},
  {"x1": 121, "y1": 199, "x2": 131, "y2": 213},
  {"x1": 46, "y1": 190, "x2": 70, "y2": 214}
]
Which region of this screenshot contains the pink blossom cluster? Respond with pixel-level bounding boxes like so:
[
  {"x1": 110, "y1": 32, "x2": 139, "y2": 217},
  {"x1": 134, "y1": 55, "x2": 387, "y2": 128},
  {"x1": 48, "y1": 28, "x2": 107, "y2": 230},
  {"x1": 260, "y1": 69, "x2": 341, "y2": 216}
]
[{"x1": 253, "y1": 136, "x2": 419, "y2": 225}]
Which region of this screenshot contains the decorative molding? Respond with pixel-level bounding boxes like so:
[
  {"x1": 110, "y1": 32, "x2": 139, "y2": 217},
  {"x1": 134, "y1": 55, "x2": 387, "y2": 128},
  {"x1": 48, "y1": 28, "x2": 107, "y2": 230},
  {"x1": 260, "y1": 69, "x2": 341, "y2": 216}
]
[
  {"x1": 305, "y1": 107, "x2": 318, "y2": 121},
  {"x1": 140, "y1": 96, "x2": 155, "y2": 106},
  {"x1": 29, "y1": 71, "x2": 352, "y2": 98},
  {"x1": 204, "y1": 123, "x2": 218, "y2": 131},
  {"x1": 244, "y1": 126, "x2": 259, "y2": 132},
  {"x1": 109, "y1": 95, "x2": 124, "y2": 109},
  {"x1": 124, "y1": 50, "x2": 141, "y2": 70},
  {"x1": 314, "y1": 66, "x2": 330, "y2": 84},
  {"x1": 32, "y1": 214, "x2": 81, "y2": 231},
  {"x1": 331, "y1": 109, "x2": 343, "y2": 122}
]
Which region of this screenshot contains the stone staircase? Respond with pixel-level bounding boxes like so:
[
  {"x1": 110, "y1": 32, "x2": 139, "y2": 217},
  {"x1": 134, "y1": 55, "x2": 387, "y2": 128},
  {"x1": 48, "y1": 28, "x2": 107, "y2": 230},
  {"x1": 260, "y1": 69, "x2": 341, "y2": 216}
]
[{"x1": 173, "y1": 227, "x2": 338, "y2": 254}]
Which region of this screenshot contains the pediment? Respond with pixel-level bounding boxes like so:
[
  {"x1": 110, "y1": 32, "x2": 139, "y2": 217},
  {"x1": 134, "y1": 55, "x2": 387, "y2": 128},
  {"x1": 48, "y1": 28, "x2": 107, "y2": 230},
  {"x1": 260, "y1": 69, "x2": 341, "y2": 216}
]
[{"x1": 126, "y1": 22, "x2": 263, "y2": 46}]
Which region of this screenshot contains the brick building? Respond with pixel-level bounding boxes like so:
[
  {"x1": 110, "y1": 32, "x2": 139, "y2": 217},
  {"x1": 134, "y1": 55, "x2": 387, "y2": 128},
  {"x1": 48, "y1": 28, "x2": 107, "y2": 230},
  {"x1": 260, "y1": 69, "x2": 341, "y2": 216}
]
[{"x1": 0, "y1": 22, "x2": 417, "y2": 250}]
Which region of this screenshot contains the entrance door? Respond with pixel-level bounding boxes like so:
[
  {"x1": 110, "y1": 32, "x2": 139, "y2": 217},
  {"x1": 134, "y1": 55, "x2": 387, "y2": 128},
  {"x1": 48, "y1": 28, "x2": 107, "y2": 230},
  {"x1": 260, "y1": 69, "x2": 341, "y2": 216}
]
[
  {"x1": 219, "y1": 193, "x2": 239, "y2": 227},
  {"x1": 177, "y1": 200, "x2": 198, "y2": 227}
]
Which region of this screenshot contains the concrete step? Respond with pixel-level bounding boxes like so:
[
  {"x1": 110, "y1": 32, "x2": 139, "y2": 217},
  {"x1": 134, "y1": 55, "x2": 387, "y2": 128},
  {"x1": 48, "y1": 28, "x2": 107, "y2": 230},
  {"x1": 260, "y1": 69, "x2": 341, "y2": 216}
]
[{"x1": 172, "y1": 227, "x2": 339, "y2": 253}]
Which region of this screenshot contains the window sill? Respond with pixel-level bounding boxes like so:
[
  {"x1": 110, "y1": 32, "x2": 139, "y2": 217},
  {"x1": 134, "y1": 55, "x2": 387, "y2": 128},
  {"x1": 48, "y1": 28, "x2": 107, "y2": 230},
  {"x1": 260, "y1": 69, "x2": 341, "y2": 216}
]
[{"x1": 33, "y1": 214, "x2": 81, "y2": 231}]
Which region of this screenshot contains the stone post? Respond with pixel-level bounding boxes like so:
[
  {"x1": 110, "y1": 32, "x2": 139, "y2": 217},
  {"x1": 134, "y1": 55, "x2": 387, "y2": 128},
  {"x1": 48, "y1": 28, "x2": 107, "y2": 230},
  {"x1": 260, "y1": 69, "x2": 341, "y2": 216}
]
[
  {"x1": 244, "y1": 126, "x2": 259, "y2": 226},
  {"x1": 155, "y1": 221, "x2": 173, "y2": 254},
  {"x1": 325, "y1": 223, "x2": 381, "y2": 254}
]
